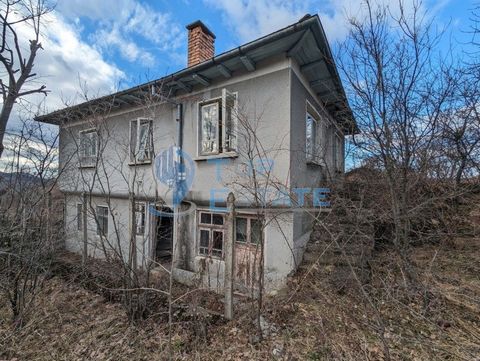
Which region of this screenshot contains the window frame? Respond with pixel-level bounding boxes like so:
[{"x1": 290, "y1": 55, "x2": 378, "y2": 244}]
[
  {"x1": 305, "y1": 101, "x2": 328, "y2": 166},
  {"x1": 235, "y1": 215, "x2": 263, "y2": 246},
  {"x1": 79, "y1": 128, "x2": 98, "y2": 167},
  {"x1": 198, "y1": 89, "x2": 238, "y2": 157},
  {"x1": 96, "y1": 205, "x2": 109, "y2": 237},
  {"x1": 130, "y1": 118, "x2": 153, "y2": 164},
  {"x1": 197, "y1": 211, "x2": 226, "y2": 258}
]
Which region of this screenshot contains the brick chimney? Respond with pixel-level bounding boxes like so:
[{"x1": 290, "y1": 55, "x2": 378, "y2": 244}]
[{"x1": 186, "y1": 20, "x2": 215, "y2": 67}]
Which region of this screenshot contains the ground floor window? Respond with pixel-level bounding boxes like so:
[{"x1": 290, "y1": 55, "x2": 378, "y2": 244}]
[
  {"x1": 197, "y1": 211, "x2": 225, "y2": 258},
  {"x1": 235, "y1": 216, "x2": 263, "y2": 245},
  {"x1": 96, "y1": 206, "x2": 109, "y2": 236}
]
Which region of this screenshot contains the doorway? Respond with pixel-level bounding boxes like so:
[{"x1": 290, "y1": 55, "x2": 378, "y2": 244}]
[{"x1": 154, "y1": 206, "x2": 174, "y2": 262}]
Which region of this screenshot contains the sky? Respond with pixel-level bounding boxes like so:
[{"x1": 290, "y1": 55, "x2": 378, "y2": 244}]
[
  {"x1": 3, "y1": 0, "x2": 475, "y2": 123},
  {"x1": 0, "y1": 0, "x2": 477, "y2": 170}
]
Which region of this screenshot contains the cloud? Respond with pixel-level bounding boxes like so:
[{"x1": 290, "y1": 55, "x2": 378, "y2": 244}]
[
  {"x1": 1, "y1": 8, "x2": 124, "y2": 132},
  {"x1": 204, "y1": 0, "x2": 451, "y2": 44},
  {"x1": 56, "y1": 0, "x2": 185, "y2": 67}
]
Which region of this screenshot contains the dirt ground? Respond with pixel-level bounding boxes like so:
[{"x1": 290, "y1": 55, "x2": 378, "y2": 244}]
[{"x1": 1, "y1": 238, "x2": 479, "y2": 361}]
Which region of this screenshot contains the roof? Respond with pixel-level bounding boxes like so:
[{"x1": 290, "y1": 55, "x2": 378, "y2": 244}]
[{"x1": 36, "y1": 14, "x2": 357, "y2": 134}]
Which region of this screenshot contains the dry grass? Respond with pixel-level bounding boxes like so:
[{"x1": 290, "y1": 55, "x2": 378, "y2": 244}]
[{"x1": 1, "y1": 238, "x2": 479, "y2": 360}]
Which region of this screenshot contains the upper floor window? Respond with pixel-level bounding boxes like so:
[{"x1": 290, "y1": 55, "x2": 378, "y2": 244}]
[
  {"x1": 199, "y1": 89, "x2": 237, "y2": 156},
  {"x1": 79, "y1": 129, "x2": 98, "y2": 166},
  {"x1": 130, "y1": 118, "x2": 153, "y2": 163},
  {"x1": 306, "y1": 113, "x2": 317, "y2": 162}
]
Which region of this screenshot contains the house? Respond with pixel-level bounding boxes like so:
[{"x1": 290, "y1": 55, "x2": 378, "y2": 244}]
[{"x1": 36, "y1": 14, "x2": 356, "y2": 294}]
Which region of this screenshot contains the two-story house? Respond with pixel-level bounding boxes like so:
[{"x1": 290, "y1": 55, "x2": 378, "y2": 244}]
[{"x1": 36, "y1": 14, "x2": 356, "y2": 293}]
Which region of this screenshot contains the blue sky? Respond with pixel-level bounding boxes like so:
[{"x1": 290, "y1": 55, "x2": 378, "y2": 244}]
[{"x1": 3, "y1": 0, "x2": 478, "y2": 127}]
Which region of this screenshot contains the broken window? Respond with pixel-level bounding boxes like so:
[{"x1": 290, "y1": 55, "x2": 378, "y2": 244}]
[
  {"x1": 198, "y1": 211, "x2": 225, "y2": 257},
  {"x1": 199, "y1": 89, "x2": 238, "y2": 156},
  {"x1": 96, "y1": 206, "x2": 109, "y2": 237},
  {"x1": 79, "y1": 129, "x2": 97, "y2": 166},
  {"x1": 134, "y1": 202, "x2": 145, "y2": 235},
  {"x1": 130, "y1": 118, "x2": 153, "y2": 163}
]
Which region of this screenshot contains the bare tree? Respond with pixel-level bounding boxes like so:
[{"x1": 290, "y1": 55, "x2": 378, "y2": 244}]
[
  {"x1": 0, "y1": 0, "x2": 52, "y2": 158},
  {"x1": 338, "y1": 0, "x2": 457, "y2": 287},
  {"x1": 0, "y1": 118, "x2": 62, "y2": 327}
]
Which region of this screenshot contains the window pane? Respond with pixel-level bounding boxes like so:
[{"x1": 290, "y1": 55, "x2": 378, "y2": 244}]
[
  {"x1": 212, "y1": 213, "x2": 224, "y2": 225},
  {"x1": 212, "y1": 230, "x2": 223, "y2": 256},
  {"x1": 236, "y1": 217, "x2": 247, "y2": 243},
  {"x1": 306, "y1": 114, "x2": 316, "y2": 161},
  {"x1": 138, "y1": 121, "x2": 151, "y2": 161},
  {"x1": 199, "y1": 229, "x2": 210, "y2": 255},
  {"x1": 97, "y1": 206, "x2": 108, "y2": 236},
  {"x1": 251, "y1": 219, "x2": 262, "y2": 245},
  {"x1": 200, "y1": 213, "x2": 211, "y2": 224},
  {"x1": 224, "y1": 92, "x2": 237, "y2": 152},
  {"x1": 135, "y1": 203, "x2": 145, "y2": 235},
  {"x1": 201, "y1": 103, "x2": 219, "y2": 154}
]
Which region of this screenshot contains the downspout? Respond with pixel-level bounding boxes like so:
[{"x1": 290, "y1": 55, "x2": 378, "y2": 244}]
[{"x1": 173, "y1": 103, "x2": 183, "y2": 270}]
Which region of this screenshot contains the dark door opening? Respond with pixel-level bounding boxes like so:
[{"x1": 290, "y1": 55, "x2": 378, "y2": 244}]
[{"x1": 154, "y1": 206, "x2": 173, "y2": 262}]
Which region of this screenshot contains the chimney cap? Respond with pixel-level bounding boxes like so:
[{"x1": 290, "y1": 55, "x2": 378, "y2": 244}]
[{"x1": 186, "y1": 20, "x2": 216, "y2": 39}]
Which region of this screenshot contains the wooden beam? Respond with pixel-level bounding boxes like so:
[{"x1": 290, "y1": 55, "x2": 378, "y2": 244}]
[
  {"x1": 301, "y1": 58, "x2": 325, "y2": 72},
  {"x1": 310, "y1": 76, "x2": 333, "y2": 88},
  {"x1": 192, "y1": 74, "x2": 210, "y2": 86},
  {"x1": 124, "y1": 94, "x2": 142, "y2": 102},
  {"x1": 287, "y1": 29, "x2": 311, "y2": 57},
  {"x1": 175, "y1": 80, "x2": 192, "y2": 93},
  {"x1": 217, "y1": 64, "x2": 232, "y2": 78},
  {"x1": 240, "y1": 56, "x2": 255, "y2": 71}
]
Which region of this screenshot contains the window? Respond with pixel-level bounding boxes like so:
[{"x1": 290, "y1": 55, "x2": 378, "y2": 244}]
[
  {"x1": 306, "y1": 113, "x2": 317, "y2": 162},
  {"x1": 77, "y1": 203, "x2": 83, "y2": 231},
  {"x1": 199, "y1": 89, "x2": 237, "y2": 156},
  {"x1": 134, "y1": 202, "x2": 145, "y2": 235},
  {"x1": 198, "y1": 211, "x2": 225, "y2": 257},
  {"x1": 130, "y1": 119, "x2": 153, "y2": 163},
  {"x1": 80, "y1": 129, "x2": 97, "y2": 166},
  {"x1": 236, "y1": 216, "x2": 263, "y2": 245},
  {"x1": 96, "y1": 206, "x2": 108, "y2": 236}
]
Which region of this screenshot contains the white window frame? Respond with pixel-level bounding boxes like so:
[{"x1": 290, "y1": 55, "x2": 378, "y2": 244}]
[
  {"x1": 79, "y1": 128, "x2": 98, "y2": 167},
  {"x1": 305, "y1": 101, "x2": 328, "y2": 166},
  {"x1": 235, "y1": 215, "x2": 263, "y2": 245},
  {"x1": 197, "y1": 211, "x2": 225, "y2": 258},
  {"x1": 198, "y1": 89, "x2": 238, "y2": 157},
  {"x1": 306, "y1": 113, "x2": 317, "y2": 163},
  {"x1": 96, "y1": 205, "x2": 109, "y2": 237},
  {"x1": 134, "y1": 202, "x2": 146, "y2": 236},
  {"x1": 130, "y1": 118, "x2": 153, "y2": 163}
]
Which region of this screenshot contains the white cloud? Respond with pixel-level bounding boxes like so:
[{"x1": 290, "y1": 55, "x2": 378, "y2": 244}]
[
  {"x1": 56, "y1": 0, "x2": 185, "y2": 67},
  {"x1": 204, "y1": 0, "x2": 451, "y2": 44},
  {"x1": 1, "y1": 8, "x2": 124, "y2": 131}
]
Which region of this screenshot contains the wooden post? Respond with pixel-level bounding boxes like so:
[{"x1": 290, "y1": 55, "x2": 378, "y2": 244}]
[
  {"x1": 82, "y1": 192, "x2": 88, "y2": 268},
  {"x1": 224, "y1": 192, "x2": 235, "y2": 320}
]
